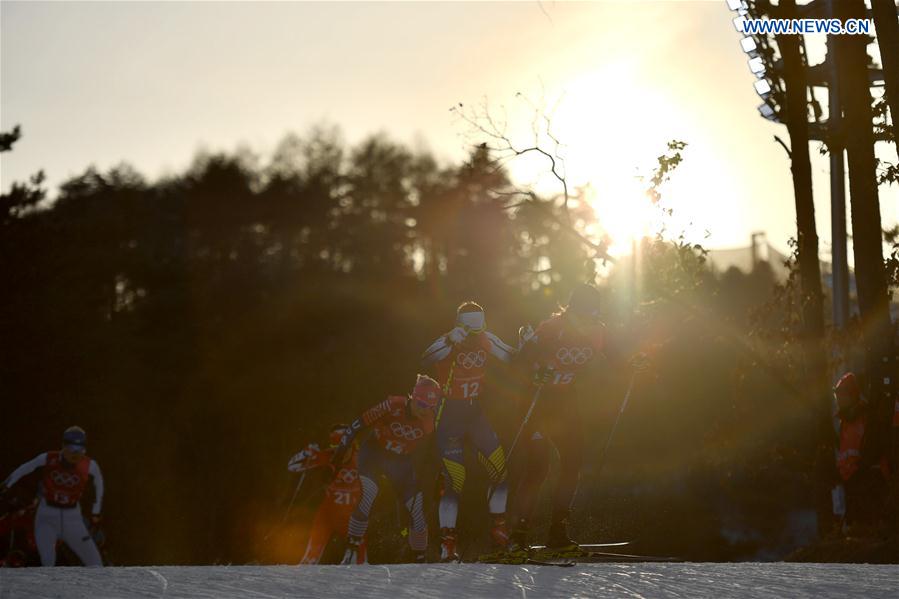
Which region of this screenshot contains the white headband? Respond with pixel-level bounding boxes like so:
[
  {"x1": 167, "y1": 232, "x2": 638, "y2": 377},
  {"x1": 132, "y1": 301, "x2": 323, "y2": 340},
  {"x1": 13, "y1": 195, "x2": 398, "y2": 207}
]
[{"x1": 457, "y1": 311, "x2": 486, "y2": 332}]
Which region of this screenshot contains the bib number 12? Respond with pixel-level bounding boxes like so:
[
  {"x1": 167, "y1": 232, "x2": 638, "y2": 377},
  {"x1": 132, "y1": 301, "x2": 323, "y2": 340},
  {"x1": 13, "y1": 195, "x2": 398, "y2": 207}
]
[{"x1": 460, "y1": 381, "x2": 480, "y2": 398}]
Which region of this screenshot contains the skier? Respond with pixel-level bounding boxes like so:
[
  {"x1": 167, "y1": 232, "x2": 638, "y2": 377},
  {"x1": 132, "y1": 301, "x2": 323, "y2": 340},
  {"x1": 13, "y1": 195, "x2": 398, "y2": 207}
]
[
  {"x1": 287, "y1": 424, "x2": 367, "y2": 565},
  {"x1": 511, "y1": 283, "x2": 647, "y2": 551},
  {"x1": 334, "y1": 374, "x2": 441, "y2": 564},
  {"x1": 0, "y1": 426, "x2": 104, "y2": 567},
  {"x1": 421, "y1": 301, "x2": 516, "y2": 561},
  {"x1": 832, "y1": 372, "x2": 889, "y2": 531},
  {"x1": 0, "y1": 496, "x2": 38, "y2": 567}
]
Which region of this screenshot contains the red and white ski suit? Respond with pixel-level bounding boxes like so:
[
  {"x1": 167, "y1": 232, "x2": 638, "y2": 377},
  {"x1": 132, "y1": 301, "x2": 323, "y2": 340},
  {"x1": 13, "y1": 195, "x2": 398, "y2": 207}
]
[
  {"x1": 292, "y1": 445, "x2": 366, "y2": 565},
  {"x1": 516, "y1": 313, "x2": 606, "y2": 524},
  {"x1": 3, "y1": 451, "x2": 104, "y2": 567}
]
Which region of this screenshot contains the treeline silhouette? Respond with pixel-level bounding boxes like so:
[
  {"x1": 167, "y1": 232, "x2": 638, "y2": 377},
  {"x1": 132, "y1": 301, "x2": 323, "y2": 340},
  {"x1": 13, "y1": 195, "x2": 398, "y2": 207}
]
[{"x1": 2, "y1": 126, "x2": 816, "y2": 564}]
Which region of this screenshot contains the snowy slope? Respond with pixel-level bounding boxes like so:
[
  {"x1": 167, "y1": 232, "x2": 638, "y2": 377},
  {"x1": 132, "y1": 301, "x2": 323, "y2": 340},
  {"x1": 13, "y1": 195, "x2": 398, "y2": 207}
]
[{"x1": 1, "y1": 563, "x2": 897, "y2": 599}]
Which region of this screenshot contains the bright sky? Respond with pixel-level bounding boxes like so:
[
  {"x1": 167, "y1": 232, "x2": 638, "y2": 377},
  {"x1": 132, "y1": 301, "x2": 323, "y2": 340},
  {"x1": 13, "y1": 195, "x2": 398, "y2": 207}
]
[{"x1": 1, "y1": 0, "x2": 896, "y2": 257}]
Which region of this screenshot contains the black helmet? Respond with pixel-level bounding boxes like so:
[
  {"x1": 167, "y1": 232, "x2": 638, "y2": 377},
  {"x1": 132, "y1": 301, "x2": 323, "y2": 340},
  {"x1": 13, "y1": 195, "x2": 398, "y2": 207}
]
[
  {"x1": 566, "y1": 284, "x2": 601, "y2": 320},
  {"x1": 62, "y1": 426, "x2": 87, "y2": 448}
]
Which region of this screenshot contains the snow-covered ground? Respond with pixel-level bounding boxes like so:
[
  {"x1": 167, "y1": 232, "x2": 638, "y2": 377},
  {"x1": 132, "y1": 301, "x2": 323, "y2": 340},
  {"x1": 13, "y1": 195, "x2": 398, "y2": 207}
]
[{"x1": 1, "y1": 563, "x2": 897, "y2": 599}]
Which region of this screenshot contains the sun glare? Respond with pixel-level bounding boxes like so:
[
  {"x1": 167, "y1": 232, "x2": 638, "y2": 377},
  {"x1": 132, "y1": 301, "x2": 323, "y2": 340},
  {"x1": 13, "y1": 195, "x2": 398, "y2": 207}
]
[
  {"x1": 503, "y1": 59, "x2": 722, "y2": 257},
  {"x1": 555, "y1": 62, "x2": 676, "y2": 256},
  {"x1": 587, "y1": 178, "x2": 660, "y2": 257}
]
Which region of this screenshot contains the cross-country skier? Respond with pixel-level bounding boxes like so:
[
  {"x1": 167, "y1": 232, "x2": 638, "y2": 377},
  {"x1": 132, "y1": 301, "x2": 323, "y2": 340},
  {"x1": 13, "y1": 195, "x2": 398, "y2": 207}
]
[
  {"x1": 421, "y1": 301, "x2": 516, "y2": 561},
  {"x1": 0, "y1": 496, "x2": 38, "y2": 567},
  {"x1": 511, "y1": 283, "x2": 647, "y2": 551},
  {"x1": 0, "y1": 426, "x2": 104, "y2": 567},
  {"x1": 334, "y1": 374, "x2": 441, "y2": 564},
  {"x1": 832, "y1": 372, "x2": 889, "y2": 531},
  {"x1": 287, "y1": 424, "x2": 367, "y2": 565}
]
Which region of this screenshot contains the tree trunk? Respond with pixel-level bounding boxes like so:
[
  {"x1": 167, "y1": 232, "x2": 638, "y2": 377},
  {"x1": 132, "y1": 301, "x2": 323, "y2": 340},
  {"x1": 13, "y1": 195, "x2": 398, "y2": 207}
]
[
  {"x1": 871, "y1": 0, "x2": 899, "y2": 161},
  {"x1": 836, "y1": 0, "x2": 895, "y2": 467},
  {"x1": 777, "y1": 1, "x2": 826, "y2": 351},
  {"x1": 777, "y1": 0, "x2": 829, "y2": 535}
]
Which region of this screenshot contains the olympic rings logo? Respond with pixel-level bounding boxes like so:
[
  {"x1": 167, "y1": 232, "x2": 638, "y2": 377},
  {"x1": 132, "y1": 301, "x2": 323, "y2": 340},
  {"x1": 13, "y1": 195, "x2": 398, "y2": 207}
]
[
  {"x1": 337, "y1": 468, "x2": 358, "y2": 484},
  {"x1": 390, "y1": 421, "x2": 424, "y2": 440},
  {"x1": 50, "y1": 471, "x2": 81, "y2": 488},
  {"x1": 456, "y1": 350, "x2": 486, "y2": 369},
  {"x1": 556, "y1": 347, "x2": 593, "y2": 365}
]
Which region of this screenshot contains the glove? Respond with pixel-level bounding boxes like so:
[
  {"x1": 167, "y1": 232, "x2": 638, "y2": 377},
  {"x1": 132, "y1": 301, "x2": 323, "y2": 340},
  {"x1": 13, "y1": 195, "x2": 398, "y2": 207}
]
[
  {"x1": 89, "y1": 514, "x2": 102, "y2": 533},
  {"x1": 287, "y1": 450, "x2": 310, "y2": 473},
  {"x1": 287, "y1": 443, "x2": 321, "y2": 472},
  {"x1": 89, "y1": 514, "x2": 106, "y2": 548},
  {"x1": 330, "y1": 418, "x2": 364, "y2": 466},
  {"x1": 533, "y1": 364, "x2": 554, "y2": 385},
  {"x1": 447, "y1": 326, "x2": 468, "y2": 345},
  {"x1": 517, "y1": 325, "x2": 535, "y2": 351},
  {"x1": 330, "y1": 434, "x2": 355, "y2": 467},
  {"x1": 630, "y1": 352, "x2": 650, "y2": 372}
]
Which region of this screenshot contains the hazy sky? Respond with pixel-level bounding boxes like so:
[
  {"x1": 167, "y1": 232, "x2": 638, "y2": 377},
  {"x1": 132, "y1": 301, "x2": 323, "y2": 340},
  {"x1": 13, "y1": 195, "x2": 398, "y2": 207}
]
[{"x1": 2, "y1": 0, "x2": 896, "y2": 257}]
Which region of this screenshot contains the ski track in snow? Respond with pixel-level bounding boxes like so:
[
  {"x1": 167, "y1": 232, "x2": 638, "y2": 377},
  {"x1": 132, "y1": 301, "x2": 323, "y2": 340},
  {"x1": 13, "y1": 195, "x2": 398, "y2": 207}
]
[{"x1": 1, "y1": 563, "x2": 897, "y2": 599}]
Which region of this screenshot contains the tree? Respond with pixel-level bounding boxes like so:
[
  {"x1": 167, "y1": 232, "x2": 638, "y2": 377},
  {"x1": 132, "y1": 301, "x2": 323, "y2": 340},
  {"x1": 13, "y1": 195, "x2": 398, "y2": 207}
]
[
  {"x1": 775, "y1": 0, "x2": 825, "y2": 372},
  {"x1": 871, "y1": 0, "x2": 899, "y2": 161},
  {"x1": 836, "y1": 0, "x2": 894, "y2": 457}
]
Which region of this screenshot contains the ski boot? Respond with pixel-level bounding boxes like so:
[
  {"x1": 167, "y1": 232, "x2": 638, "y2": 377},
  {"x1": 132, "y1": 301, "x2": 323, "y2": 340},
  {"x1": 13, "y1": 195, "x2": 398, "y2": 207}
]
[
  {"x1": 508, "y1": 517, "x2": 530, "y2": 554},
  {"x1": 479, "y1": 516, "x2": 529, "y2": 563},
  {"x1": 340, "y1": 535, "x2": 363, "y2": 565},
  {"x1": 412, "y1": 551, "x2": 428, "y2": 564},
  {"x1": 545, "y1": 515, "x2": 579, "y2": 557},
  {"x1": 489, "y1": 514, "x2": 510, "y2": 549},
  {"x1": 439, "y1": 527, "x2": 460, "y2": 562}
]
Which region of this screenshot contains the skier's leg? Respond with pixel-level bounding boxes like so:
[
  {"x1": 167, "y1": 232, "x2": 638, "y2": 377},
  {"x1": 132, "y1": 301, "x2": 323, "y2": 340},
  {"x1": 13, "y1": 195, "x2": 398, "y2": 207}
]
[
  {"x1": 347, "y1": 444, "x2": 381, "y2": 542},
  {"x1": 331, "y1": 486, "x2": 368, "y2": 564},
  {"x1": 512, "y1": 431, "x2": 552, "y2": 545},
  {"x1": 550, "y1": 402, "x2": 584, "y2": 517},
  {"x1": 436, "y1": 401, "x2": 467, "y2": 560},
  {"x1": 60, "y1": 509, "x2": 102, "y2": 567},
  {"x1": 33, "y1": 503, "x2": 60, "y2": 567},
  {"x1": 299, "y1": 504, "x2": 331, "y2": 564},
  {"x1": 469, "y1": 403, "x2": 512, "y2": 547},
  {"x1": 386, "y1": 453, "x2": 428, "y2": 555},
  {"x1": 437, "y1": 402, "x2": 466, "y2": 530},
  {"x1": 470, "y1": 404, "x2": 508, "y2": 514},
  {"x1": 546, "y1": 398, "x2": 584, "y2": 546}
]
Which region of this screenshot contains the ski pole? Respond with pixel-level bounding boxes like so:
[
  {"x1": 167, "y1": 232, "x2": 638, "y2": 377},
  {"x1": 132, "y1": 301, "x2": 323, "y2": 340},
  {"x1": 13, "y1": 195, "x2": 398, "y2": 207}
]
[
  {"x1": 505, "y1": 382, "x2": 544, "y2": 464},
  {"x1": 456, "y1": 383, "x2": 543, "y2": 563},
  {"x1": 483, "y1": 382, "x2": 543, "y2": 511},
  {"x1": 594, "y1": 371, "x2": 638, "y2": 478},
  {"x1": 281, "y1": 471, "x2": 307, "y2": 524},
  {"x1": 3, "y1": 525, "x2": 13, "y2": 568},
  {"x1": 263, "y1": 471, "x2": 307, "y2": 542}
]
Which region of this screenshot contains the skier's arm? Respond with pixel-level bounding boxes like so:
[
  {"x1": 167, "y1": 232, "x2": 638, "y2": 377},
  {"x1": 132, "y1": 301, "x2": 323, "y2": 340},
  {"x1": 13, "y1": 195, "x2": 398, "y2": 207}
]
[
  {"x1": 359, "y1": 396, "x2": 406, "y2": 427},
  {"x1": 2, "y1": 453, "x2": 48, "y2": 488},
  {"x1": 485, "y1": 331, "x2": 516, "y2": 363},
  {"x1": 287, "y1": 443, "x2": 329, "y2": 472},
  {"x1": 88, "y1": 460, "x2": 104, "y2": 515},
  {"x1": 421, "y1": 335, "x2": 453, "y2": 368},
  {"x1": 331, "y1": 396, "x2": 404, "y2": 465}
]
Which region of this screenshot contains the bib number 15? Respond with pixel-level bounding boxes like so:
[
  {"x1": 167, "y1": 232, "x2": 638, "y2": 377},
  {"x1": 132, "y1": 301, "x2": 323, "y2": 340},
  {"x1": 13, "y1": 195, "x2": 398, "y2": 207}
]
[
  {"x1": 553, "y1": 372, "x2": 574, "y2": 385},
  {"x1": 385, "y1": 440, "x2": 404, "y2": 454}
]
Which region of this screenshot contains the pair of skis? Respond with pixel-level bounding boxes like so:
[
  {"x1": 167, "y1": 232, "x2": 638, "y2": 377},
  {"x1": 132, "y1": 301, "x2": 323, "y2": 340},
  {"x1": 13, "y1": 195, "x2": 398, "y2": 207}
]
[{"x1": 478, "y1": 542, "x2": 678, "y2": 567}]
